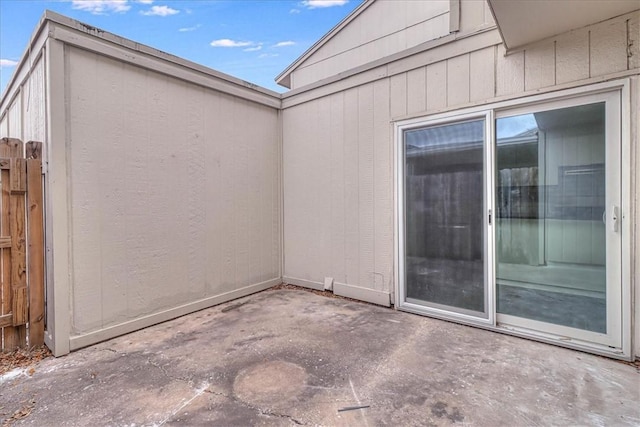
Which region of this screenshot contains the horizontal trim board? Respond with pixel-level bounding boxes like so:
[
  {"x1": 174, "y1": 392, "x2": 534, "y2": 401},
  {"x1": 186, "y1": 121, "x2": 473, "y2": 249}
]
[
  {"x1": 0, "y1": 313, "x2": 12, "y2": 328},
  {"x1": 281, "y1": 27, "x2": 501, "y2": 109},
  {"x1": 50, "y1": 25, "x2": 281, "y2": 109},
  {"x1": 283, "y1": 276, "x2": 391, "y2": 307},
  {"x1": 69, "y1": 277, "x2": 281, "y2": 351},
  {"x1": 297, "y1": 10, "x2": 450, "y2": 71},
  {"x1": 283, "y1": 276, "x2": 325, "y2": 291},
  {"x1": 333, "y1": 282, "x2": 391, "y2": 307}
]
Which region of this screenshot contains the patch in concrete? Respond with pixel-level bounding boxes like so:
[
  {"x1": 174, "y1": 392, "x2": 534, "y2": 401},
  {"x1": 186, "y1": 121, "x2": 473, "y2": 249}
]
[{"x1": 233, "y1": 360, "x2": 307, "y2": 407}]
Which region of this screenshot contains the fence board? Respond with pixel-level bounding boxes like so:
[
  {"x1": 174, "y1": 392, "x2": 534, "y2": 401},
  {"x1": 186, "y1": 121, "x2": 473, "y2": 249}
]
[
  {"x1": 0, "y1": 313, "x2": 12, "y2": 328},
  {"x1": 10, "y1": 158, "x2": 27, "y2": 194},
  {"x1": 0, "y1": 137, "x2": 23, "y2": 349},
  {"x1": 0, "y1": 138, "x2": 46, "y2": 350},
  {"x1": 27, "y1": 145, "x2": 45, "y2": 346}
]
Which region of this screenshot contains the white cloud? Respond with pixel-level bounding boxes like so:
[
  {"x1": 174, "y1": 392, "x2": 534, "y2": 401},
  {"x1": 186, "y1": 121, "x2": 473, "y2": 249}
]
[
  {"x1": 71, "y1": 0, "x2": 131, "y2": 14},
  {"x1": 141, "y1": 5, "x2": 179, "y2": 16},
  {"x1": 273, "y1": 41, "x2": 295, "y2": 47},
  {"x1": 210, "y1": 39, "x2": 253, "y2": 48},
  {"x1": 136, "y1": 0, "x2": 153, "y2": 3},
  {"x1": 258, "y1": 53, "x2": 278, "y2": 59},
  {"x1": 243, "y1": 45, "x2": 262, "y2": 52},
  {"x1": 178, "y1": 24, "x2": 201, "y2": 32},
  {"x1": 301, "y1": 0, "x2": 348, "y2": 9},
  {"x1": 0, "y1": 59, "x2": 18, "y2": 68},
  {"x1": 289, "y1": 8, "x2": 300, "y2": 14}
]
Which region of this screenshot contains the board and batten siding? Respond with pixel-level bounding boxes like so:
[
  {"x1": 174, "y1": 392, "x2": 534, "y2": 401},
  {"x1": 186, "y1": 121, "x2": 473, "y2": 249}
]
[
  {"x1": 282, "y1": 10, "x2": 639, "y2": 314},
  {"x1": 290, "y1": 1, "x2": 452, "y2": 90},
  {"x1": 65, "y1": 46, "x2": 281, "y2": 346},
  {"x1": 0, "y1": 55, "x2": 47, "y2": 143},
  {"x1": 283, "y1": 81, "x2": 394, "y2": 304}
]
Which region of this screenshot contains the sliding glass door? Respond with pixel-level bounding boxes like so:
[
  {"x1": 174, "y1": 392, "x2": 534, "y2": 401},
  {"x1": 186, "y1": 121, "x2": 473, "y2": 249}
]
[
  {"x1": 397, "y1": 85, "x2": 625, "y2": 353},
  {"x1": 494, "y1": 92, "x2": 622, "y2": 348},
  {"x1": 399, "y1": 114, "x2": 492, "y2": 323}
]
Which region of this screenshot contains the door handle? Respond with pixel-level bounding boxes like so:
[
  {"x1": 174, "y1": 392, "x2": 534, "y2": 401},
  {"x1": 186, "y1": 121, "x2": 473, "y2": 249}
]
[{"x1": 611, "y1": 205, "x2": 619, "y2": 232}]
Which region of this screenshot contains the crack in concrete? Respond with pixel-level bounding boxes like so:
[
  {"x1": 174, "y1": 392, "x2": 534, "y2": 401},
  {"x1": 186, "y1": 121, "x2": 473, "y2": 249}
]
[
  {"x1": 155, "y1": 383, "x2": 210, "y2": 427},
  {"x1": 146, "y1": 359, "x2": 193, "y2": 385},
  {"x1": 203, "y1": 388, "x2": 306, "y2": 425}
]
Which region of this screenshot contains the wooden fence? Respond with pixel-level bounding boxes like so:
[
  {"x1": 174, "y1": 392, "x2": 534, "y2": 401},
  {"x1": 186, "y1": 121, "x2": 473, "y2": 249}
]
[{"x1": 0, "y1": 138, "x2": 44, "y2": 351}]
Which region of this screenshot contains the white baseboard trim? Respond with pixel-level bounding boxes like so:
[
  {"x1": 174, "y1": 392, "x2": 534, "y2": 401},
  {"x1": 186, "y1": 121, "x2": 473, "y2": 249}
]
[
  {"x1": 333, "y1": 282, "x2": 391, "y2": 307},
  {"x1": 282, "y1": 276, "x2": 324, "y2": 291},
  {"x1": 283, "y1": 276, "x2": 390, "y2": 307},
  {"x1": 69, "y1": 277, "x2": 281, "y2": 351}
]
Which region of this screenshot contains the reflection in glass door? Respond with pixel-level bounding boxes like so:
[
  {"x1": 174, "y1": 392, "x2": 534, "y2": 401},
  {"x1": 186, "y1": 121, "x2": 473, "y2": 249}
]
[
  {"x1": 398, "y1": 86, "x2": 626, "y2": 354},
  {"x1": 403, "y1": 119, "x2": 487, "y2": 318},
  {"x1": 495, "y1": 100, "x2": 619, "y2": 343}
]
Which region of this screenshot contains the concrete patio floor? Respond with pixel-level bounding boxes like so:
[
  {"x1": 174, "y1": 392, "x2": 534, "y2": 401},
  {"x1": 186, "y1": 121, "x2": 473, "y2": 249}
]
[{"x1": 1, "y1": 287, "x2": 639, "y2": 426}]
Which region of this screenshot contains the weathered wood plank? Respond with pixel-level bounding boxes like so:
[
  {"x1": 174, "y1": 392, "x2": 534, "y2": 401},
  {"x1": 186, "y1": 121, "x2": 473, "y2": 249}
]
[
  {"x1": 0, "y1": 158, "x2": 11, "y2": 169},
  {"x1": 26, "y1": 141, "x2": 43, "y2": 160},
  {"x1": 9, "y1": 189, "x2": 29, "y2": 330},
  {"x1": 0, "y1": 236, "x2": 11, "y2": 248},
  {"x1": 10, "y1": 158, "x2": 27, "y2": 194},
  {"x1": 0, "y1": 138, "x2": 22, "y2": 152},
  {"x1": 27, "y1": 158, "x2": 45, "y2": 346},
  {"x1": 12, "y1": 287, "x2": 28, "y2": 326},
  {"x1": 0, "y1": 313, "x2": 12, "y2": 329},
  {"x1": 0, "y1": 137, "x2": 22, "y2": 349}
]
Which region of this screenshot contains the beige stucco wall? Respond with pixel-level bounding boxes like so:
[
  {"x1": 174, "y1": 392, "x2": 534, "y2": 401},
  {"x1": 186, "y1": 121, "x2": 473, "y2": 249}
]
[
  {"x1": 282, "y1": 10, "x2": 639, "y2": 354},
  {"x1": 63, "y1": 45, "x2": 281, "y2": 347}
]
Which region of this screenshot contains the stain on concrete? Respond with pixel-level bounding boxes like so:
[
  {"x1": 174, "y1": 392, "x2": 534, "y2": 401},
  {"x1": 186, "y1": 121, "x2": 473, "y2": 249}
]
[
  {"x1": 431, "y1": 401, "x2": 464, "y2": 423},
  {"x1": 1, "y1": 289, "x2": 638, "y2": 426},
  {"x1": 233, "y1": 360, "x2": 307, "y2": 407}
]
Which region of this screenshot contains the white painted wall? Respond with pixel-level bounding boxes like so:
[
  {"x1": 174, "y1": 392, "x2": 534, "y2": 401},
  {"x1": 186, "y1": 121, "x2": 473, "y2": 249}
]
[
  {"x1": 282, "y1": 10, "x2": 639, "y2": 353},
  {"x1": 64, "y1": 46, "x2": 281, "y2": 344},
  {"x1": 283, "y1": 81, "x2": 394, "y2": 303}
]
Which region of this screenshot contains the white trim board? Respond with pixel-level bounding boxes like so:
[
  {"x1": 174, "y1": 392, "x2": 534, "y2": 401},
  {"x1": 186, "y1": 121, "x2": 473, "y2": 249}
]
[
  {"x1": 49, "y1": 25, "x2": 281, "y2": 109},
  {"x1": 281, "y1": 28, "x2": 501, "y2": 108},
  {"x1": 283, "y1": 276, "x2": 391, "y2": 307},
  {"x1": 69, "y1": 278, "x2": 281, "y2": 351}
]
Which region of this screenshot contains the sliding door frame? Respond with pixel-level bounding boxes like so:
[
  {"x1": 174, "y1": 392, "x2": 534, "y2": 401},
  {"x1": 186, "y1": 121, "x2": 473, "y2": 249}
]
[
  {"x1": 395, "y1": 110, "x2": 496, "y2": 327},
  {"x1": 494, "y1": 89, "x2": 622, "y2": 350},
  {"x1": 394, "y1": 78, "x2": 631, "y2": 359}
]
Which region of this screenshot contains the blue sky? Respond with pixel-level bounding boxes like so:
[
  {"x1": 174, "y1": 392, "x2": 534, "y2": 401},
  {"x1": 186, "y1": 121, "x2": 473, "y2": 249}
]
[{"x1": 0, "y1": 0, "x2": 362, "y2": 95}]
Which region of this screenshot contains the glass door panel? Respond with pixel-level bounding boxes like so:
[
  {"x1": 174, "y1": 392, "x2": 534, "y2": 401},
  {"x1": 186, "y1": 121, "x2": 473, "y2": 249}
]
[
  {"x1": 404, "y1": 119, "x2": 486, "y2": 317},
  {"x1": 495, "y1": 102, "x2": 612, "y2": 334}
]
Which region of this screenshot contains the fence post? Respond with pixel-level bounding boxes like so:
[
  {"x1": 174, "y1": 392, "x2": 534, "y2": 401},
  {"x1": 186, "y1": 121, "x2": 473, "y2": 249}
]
[{"x1": 27, "y1": 141, "x2": 44, "y2": 347}]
